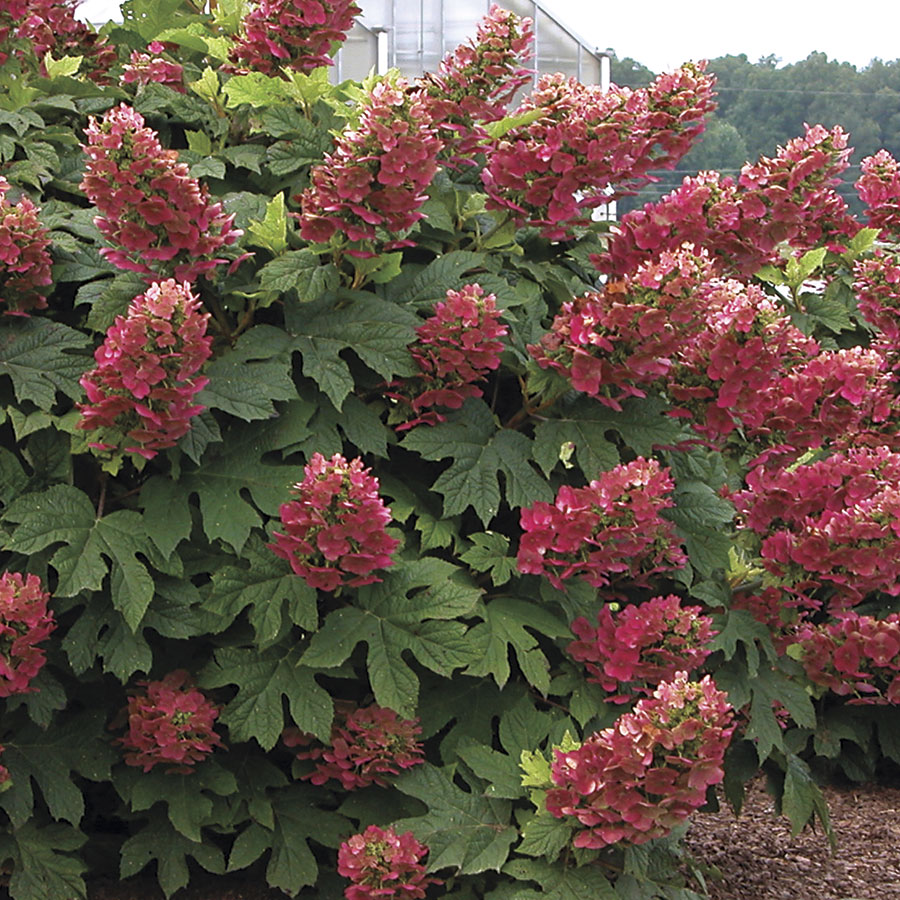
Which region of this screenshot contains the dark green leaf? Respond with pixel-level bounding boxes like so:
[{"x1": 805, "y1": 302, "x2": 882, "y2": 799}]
[
  {"x1": 394, "y1": 765, "x2": 517, "y2": 874},
  {"x1": 0, "y1": 318, "x2": 89, "y2": 409}
]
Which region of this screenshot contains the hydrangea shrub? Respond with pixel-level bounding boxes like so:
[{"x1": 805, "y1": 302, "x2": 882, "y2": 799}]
[{"x1": 0, "y1": 2, "x2": 896, "y2": 899}]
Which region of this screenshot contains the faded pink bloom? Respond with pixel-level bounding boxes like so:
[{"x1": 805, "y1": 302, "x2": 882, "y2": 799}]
[
  {"x1": 517, "y1": 457, "x2": 687, "y2": 590},
  {"x1": 117, "y1": 670, "x2": 222, "y2": 773},
  {"x1": 77, "y1": 280, "x2": 212, "y2": 463},
  {"x1": 120, "y1": 44, "x2": 185, "y2": 91},
  {"x1": 338, "y1": 825, "x2": 440, "y2": 900},
  {"x1": 546, "y1": 673, "x2": 734, "y2": 848},
  {"x1": 270, "y1": 453, "x2": 399, "y2": 590},
  {"x1": 796, "y1": 612, "x2": 900, "y2": 704},
  {"x1": 0, "y1": 571, "x2": 54, "y2": 697},
  {"x1": 0, "y1": 177, "x2": 52, "y2": 315},
  {"x1": 284, "y1": 702, "x2": 424, "y2": 789},
  {"x1": 732, "y1": 446, "x2": 900, "y2": 607},
  {"x1": 568, "y1": 595, "x2": 716, "y2": 701}
]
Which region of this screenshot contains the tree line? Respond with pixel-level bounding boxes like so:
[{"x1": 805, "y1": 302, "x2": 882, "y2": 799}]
[{"x1": 611, "y1": 51, "x2": 900, "y2": 213}]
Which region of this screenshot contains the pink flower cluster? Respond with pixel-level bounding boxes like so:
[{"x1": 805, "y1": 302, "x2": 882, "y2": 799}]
[
  {"x1": 854, "y1": 250, "x2": 900, "y2": 342},
  {"x1": 388, "y1": 283, "x2": 507, "y2": 428},
  {"x1": 284, "y1": 702, "x2": 424, "y2": 789},
  {"x1": 796, "y1": 612, "x2": 900, "y2": 704},
  {"x1": 732, "y1": 446, "x2": 900, "y2": 606},
  {"x1": 667, "y1": 279, "x2": 819, "y2": 442},
  {"x1": 80, "y1": 104, "x2": 242, "y2": 282},
  {"x1": 568, "y1": 595, "x2": 716, "y2": 701},
  {"x1": 528, "y1": 245, "x2": 715, "y2": 410},
  {"x1": 546, "y1": 674, "x2": 734, "y2": 848},
  {"x1": 0, "y1": 571, "x2": 54, "y2": 698},
  {"x1": 598, "y1": 125, "x2": 858, "y2": 277},
  {"x1": 77, "y1": 279, "x2": 212, "y2": 462},
  {"x1": 117, "y1": 670, "x2": 223, "y2": 773},
  {"x1": 337, "y1": 825, "x2": 440, "y2": 900},
  {"x1": 758, "y1": 347, "x2": 896, "y2": 455},
  {"x1": 298, "y1": 78, "x2": 443, "y2": 247},
  {"x1": 227, "y1": 0, "x2": 360, "y2": 77},
  {"x1": 3, "y1": 0, "x2": 116, "y2": 82},
  {"x1": 420, "y1": 5, "x2": 533, "y2": 165},
  {"x1": 481, "y1": 62, "x2": 715, "y2": 240},
  {"x1": 269, "y1": 452, "x2": 400, "y2": 591},
  {"x1": 855, "y1": 149, "x2": 900, "y2": 239},
  {"x1": 0, "y1": 177, "x2": 52, "y2": 315},
  {"x1": 120, "y1": 42, "x2": 185, "y2": 92},
  {"x1": 516, "y1": 457, "x2": 686, "y2": 590}
]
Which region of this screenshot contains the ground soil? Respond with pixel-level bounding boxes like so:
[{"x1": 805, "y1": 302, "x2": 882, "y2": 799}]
[
  {"x1": 16, "y1": 779, "x2": 900, "y2": 900},
  {"x1": 685, "y1": 779, "x2": 900, "y2": 899}
]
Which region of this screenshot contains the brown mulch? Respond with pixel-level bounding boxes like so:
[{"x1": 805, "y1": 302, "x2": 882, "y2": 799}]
[
  {"x1": 12, "y1": 780, "x2": 896, "y2": 899},
  {"x1": 685, "y1": 779, "x2": 900, "y2": 899}
]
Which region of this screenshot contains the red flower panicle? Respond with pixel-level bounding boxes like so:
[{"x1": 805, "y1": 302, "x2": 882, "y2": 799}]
[
  {"x1": 284, "y1": 702, "x2": 424, "y2": 789},
  {"x1": 568, "y1": 595, "x2": 716, "y2": 701},
  {"x1": 517, "y1": 457, "x2": 687, "y2": 590},
  {"x1": 528, "y1": 244, "x2": 714, "y2": 410},
  {"x1": 855, "y1": 149, "x2": 900, "y2": 240},
  {"x1": 77, "y1": 279, "x2": 212, "y2": 463},
  {"x1": 228, "y1": 0, "x2": 360, "y2": 77},
  {"x1": 854, "y1": 249, "x2": 900, "y2": 342},
  {"x1": 598, "y1": 124, "x2": 858, "y2": 277},
  {"x1": 667, "y1": 278, "x2": 819, "y2": 443},
  {"x1": 420, "y1": 5, "x2": 533, "y2": 166},
  {"x1": 298, "y1": 77, "x2": 443, "y2": 247},
  {"x1": 546, "y1": 673, "x2": 734, "y2": 848},
  {"x1": 0, "y1": 571, "x2": 54, "y2": 697},
  {"x1": 270, "y1": 452, "x2": 400, "y2": 591},
  {"x1": 482, "y1": 62, "x2": 715, "y2": 240},
  {"x1": 117, "y1": 670, "x2": 222, "y2": 773},
  {"x1": 80, "y1": 104, "x2": 242, "y2": 282},
  {"x1": 120, "y1": 42, "x2": 185, "y2": 92},
  {"x1": 796, "y1": 612, "x2": 900, "y2": 704},
  {"x1": 6, "y1": 0, "x2": 116, "y2": 82},
  {"x1": 338, "y1": 825, "x2": 440, "y2": 900},
  {"x1": 733, "y1": 446, "x2": 900, "y2": 606},
  {"x1": 0, "y1": 176, "x2": 52, "y2": 315},
  {"x1": 387, "y1": 283, "x2": 507, "y2": 428}
]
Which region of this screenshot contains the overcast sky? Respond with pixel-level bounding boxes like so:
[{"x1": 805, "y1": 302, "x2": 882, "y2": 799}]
[
  {"x1": 544, "y1": 0, "x2": 900, "y2": 73},
  {"x1": 76, "y1": 0, "x2": 900, "y2": 74}
]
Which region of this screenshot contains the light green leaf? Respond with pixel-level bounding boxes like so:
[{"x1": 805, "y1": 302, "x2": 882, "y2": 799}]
[
  {"x1": 44, "y1": 54, "x2": 82, "y2": 78},
  {"x1": 188, "y1": 66, "x2": 220, "y2": 104},
  {"x1": 516, "y1": 809, "x2": 576, "y2": 862},
  {"x1": 394, "y1": 765, "x2": 517, "y2": 874},
  {"x1": 247, "y1": 192, "x2": 288, "y2": 255}
]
